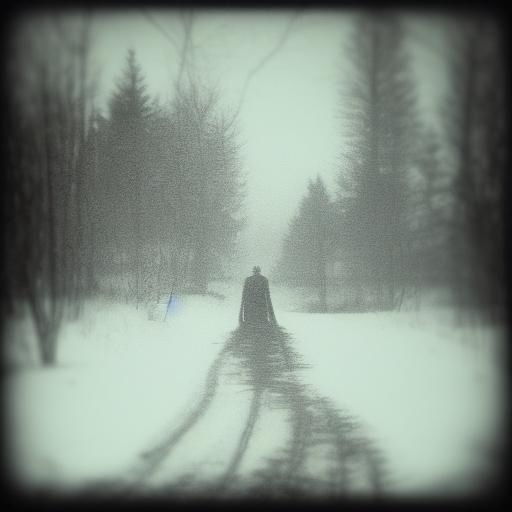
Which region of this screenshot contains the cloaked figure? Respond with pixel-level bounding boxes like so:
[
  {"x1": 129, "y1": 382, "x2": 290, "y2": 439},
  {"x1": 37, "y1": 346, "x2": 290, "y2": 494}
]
[{"x1": 239, "y1": 266, "x2": 277, "y2": 327}]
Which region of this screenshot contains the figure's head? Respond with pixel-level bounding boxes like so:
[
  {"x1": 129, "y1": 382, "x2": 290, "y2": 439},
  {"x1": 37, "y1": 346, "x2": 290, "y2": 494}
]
[{"x1": 252, "y1": 266, "x2": 261, "y2": 275}]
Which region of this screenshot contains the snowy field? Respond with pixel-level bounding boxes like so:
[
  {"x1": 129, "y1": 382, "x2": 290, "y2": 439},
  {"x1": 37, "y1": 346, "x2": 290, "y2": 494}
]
[{"x1": 4, "y1": 280, "x2": 506, "y2": 499}]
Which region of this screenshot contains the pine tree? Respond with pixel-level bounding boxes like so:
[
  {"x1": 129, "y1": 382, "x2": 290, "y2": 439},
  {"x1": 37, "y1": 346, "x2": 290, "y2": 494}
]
[
  {"x1": 277, "y1": 176, "x2": 333, "y2": 312},
  {"x1": 407, "y1": 128, "x2": 452, "y2": 290},
  {"x1": 109, "y1": 49, "x2": 153, "y2": 131},
  {"x1": 104, "y1": 49, "x2": 155, "y2": 305},
  {"x1": 169, "y1": 81, "x2": 244, "y2": 294},
  {"x1": 335, "y1": 13, "x2": 419, "y2": 310},
  {"x1": 98, "y1": 60, "x2": 244, "y2": 301}
]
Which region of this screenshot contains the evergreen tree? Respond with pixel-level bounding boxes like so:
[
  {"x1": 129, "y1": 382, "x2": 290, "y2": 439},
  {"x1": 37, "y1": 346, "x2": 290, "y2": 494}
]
[
  {"x1": 407, "y1": 128, "x2": 452, "y2": 291},
  {"x1": 276, "y1": 176, "x2": 334, "y2": 311},
  {"x1": 98, "y1": 59, "x2": 245, "y2": 301},
  {"x1": 335, "y1": 13, "x2": 419, "y2": 310},
  {"x1": 103, "y1": 49, "x2": 155, "y2": 305},
  {"x1": 169, "y1": 81, "x2": 244, "y2": 294}
]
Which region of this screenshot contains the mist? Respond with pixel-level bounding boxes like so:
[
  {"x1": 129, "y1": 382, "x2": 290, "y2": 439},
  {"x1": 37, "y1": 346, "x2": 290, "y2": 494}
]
[{"x1": 2, "y1": 6, "x2": 508, "y2": 506}]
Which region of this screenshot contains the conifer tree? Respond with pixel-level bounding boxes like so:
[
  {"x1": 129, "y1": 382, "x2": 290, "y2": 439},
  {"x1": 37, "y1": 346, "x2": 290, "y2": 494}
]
[
  {"x1": 104, "y1": 49, "x2": 155, "y2": 305},
  {"x1": 277, "y1": 176, "x2": 334, "y2": 311},
  {"x1": 335, "y1": 13, "x2": 419, "y2": 310}
]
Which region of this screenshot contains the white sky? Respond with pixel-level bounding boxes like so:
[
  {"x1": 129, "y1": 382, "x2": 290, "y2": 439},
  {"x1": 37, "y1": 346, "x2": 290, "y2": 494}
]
[{"x1": 87, "y1": 8, "x2": 449, "y2": 276}]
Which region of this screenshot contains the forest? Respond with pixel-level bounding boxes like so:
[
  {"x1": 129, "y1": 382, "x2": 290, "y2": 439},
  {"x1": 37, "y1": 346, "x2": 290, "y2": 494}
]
[
  {"x1": 1, "y1": 8, "x2": 508, "y2": 500},
  {"x1": 3, "y1": 14, "x2": 245, "y2": 364},
  {"x1": 3, "y1": 11, "x2": 507, "y2": 366},
  {"x1": 275, "y1": 15, "x2": 507, "y2": 318}
]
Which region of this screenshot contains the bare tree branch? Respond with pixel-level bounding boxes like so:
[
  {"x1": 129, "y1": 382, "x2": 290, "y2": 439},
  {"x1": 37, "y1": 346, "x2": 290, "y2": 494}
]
[
  {"x1": 226, "y1": 10, "x2": 303, "y2": 129},
  {"x1": 140, "y1": 8, "x2": 195, "y2": 94},
  {"x1": 140, "y1": 8, "x2": 181, "y2": 54},
  {"x1": 177, "y1": 10, "x2": 195, "y2": 90},
  {"x1": 141, "y1": 8, "x2": 302, "y2": 128}
]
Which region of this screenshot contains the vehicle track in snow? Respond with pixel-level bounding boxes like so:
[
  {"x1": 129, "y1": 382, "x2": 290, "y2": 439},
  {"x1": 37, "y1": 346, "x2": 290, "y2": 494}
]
[{"x1": 87, "y1": 324, "x2": 388, "y2": 500}]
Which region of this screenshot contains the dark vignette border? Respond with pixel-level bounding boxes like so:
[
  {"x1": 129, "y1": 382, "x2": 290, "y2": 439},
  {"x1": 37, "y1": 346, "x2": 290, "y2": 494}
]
[{"x1": 0, "y1": 0, "x2": 510, "y2": 510}]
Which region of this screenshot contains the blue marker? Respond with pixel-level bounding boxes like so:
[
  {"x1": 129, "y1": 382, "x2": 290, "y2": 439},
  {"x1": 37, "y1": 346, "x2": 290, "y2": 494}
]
[{"x1": 164, "y1": 293, "x2": 180, "y2": 320}]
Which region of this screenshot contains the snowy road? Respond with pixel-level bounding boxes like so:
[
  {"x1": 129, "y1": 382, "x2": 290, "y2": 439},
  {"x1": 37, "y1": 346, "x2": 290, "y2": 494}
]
[
  {"x1": 114, "y1": 324, "x2": 385, "y2": 499},
  {"x1": 6, "y1": 283, "x2": 505, "y2": 499}
]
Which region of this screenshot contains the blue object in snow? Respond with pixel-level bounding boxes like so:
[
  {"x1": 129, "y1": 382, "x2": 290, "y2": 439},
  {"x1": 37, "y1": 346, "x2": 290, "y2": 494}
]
[{"x1": 165, "y1": 294, "x2": 180, "y2": 320}]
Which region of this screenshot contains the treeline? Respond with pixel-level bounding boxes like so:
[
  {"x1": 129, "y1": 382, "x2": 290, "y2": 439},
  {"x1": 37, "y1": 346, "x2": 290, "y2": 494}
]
[
  {"x1": 93, "y1": 50, "x2": 244, "y2": 303},
  {"x1": 2, "y1": 15, "x2": 244, "y2": 364},
  {"x1": 275, "y1": 13, "x2": 507, "y2": 319}
]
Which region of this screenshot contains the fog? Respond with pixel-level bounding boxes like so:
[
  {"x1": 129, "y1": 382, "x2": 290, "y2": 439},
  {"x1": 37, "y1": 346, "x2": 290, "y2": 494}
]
[
  {"x1": 85, "y1": 9, "x2": 447, "y2": 272},
  {"x1": 2, "y1": 6, "x2": 507, "y2": 505}
]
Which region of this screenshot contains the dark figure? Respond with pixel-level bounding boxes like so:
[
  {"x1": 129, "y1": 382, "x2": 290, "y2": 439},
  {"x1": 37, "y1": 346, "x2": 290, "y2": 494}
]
[{"x1": 239, "y1": 266, "x2": 277, "y2": 327}]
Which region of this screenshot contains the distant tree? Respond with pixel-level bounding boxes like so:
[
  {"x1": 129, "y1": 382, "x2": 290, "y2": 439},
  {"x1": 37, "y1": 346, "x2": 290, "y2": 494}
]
[
  {"x1": 169, "y1": 81, "x2": 245, "y2": 294},
  {"x1": 134, "y1": 11, "x2": 246, "y2": 297},
  {"x1": 335, "y1": 13, "x2": 420, "y2": 310},
  {"x1": 103, "y1": 49, "x2": 155, "y2": 306},
  {"x1": 406, "y1": 128, "x2": 452, "y2": 292},
  {"x1": 81, "y1": 107, "x2": 107, "y2": 297},
  {"x1": 96, "y1": 56, "x2": 244, "y2": 302},
  {"x1": 276, "y1": 176, "x2": 334, "y2": 312}
]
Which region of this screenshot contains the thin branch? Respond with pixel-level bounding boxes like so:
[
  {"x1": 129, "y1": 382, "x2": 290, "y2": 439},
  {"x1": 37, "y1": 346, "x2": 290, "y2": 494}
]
[
  {"x1": 177, "y1": 10, "x2": 195, "y2": 90},
  {"x1": 140, "y1": 8, "x2": 181, "y2": 54},
  {"x1": 226, "y1": 10, "x2": 303, "y2": 129}
]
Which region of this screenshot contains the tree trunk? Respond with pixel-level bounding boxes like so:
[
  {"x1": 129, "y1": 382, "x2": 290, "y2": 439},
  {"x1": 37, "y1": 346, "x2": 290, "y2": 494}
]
[
  {"x1": 28, "y1": 294, "x2": 59, "y2": 366},
  {"x1": 191, "y1": 239, "x2": 209, "y2": 294},
  {"x1": 318, "y1": 262, "x2": 327, "y2": 312},
  {"x1": 39, "y1": 327, "x2": 58, "y2": 366}
]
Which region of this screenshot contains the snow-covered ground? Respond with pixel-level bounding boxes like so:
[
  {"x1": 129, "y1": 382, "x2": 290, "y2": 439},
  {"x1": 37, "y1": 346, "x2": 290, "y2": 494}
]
[{"x1": 4, "y1": 281, "x2": 506, "y2": 498}]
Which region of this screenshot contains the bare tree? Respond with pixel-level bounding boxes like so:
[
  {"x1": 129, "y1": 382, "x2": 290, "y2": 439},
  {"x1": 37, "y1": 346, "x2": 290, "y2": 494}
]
[
  {"x1": 443, "y1": 15, "x2": 507, "y2": 320},
  {"x1": 4, "y1": 13, "x2": 95, "y2": 364}
]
